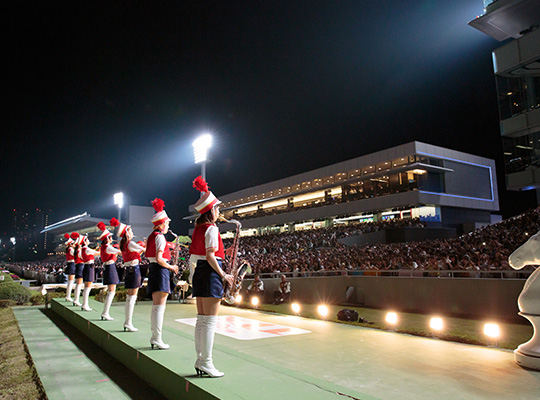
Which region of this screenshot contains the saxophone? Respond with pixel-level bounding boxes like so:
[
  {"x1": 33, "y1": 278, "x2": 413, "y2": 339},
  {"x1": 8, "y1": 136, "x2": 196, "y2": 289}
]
[{"x1": 218, "y1": 214, "x2": 251, "y2": 304}]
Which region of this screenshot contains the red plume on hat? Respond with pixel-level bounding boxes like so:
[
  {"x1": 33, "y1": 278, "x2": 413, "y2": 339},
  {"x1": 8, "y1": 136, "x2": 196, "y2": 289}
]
[
  {"x1": 109, "y1": 218, "x2": 120, "y2": 227},
  {"x1": 64, "y1": 233, "x2": 70, "y2": 240},
  {"x1": 193, "y1": 176, "x2": 209, "y2": 193},
  {"x1": 97, "y1": 222, "x2": 107, "y2": 231},
  {"x1": 70, "y1": 232, "x2": 79, "y2": 240},
  {"x1": 152, "y1": 198, "x2": 165, "y2": 212}
]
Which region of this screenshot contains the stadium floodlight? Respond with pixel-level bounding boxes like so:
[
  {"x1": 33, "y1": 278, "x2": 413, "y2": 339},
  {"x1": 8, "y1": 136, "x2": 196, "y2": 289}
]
[
  {"x1": 193, "y1": 134, "x2": 212, "y2": 164},
  {"x1": 114, "y1": 192, "x2": 124, "y2": 209},
  {"x1": 10, "y1": 237, "x2": 16, "y2": 245},
  {"x1": 193, "y1": 133, "x2": 213, "y2": 181}
]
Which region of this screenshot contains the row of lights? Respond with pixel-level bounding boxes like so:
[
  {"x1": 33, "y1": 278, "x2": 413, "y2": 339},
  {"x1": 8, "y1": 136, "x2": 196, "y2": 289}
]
[{"x1": 235, "y1": 297, "x2": 501, "y2": 344}]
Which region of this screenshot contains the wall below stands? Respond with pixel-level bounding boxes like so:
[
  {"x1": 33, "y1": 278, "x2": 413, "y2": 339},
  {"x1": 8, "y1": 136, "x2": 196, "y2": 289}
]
[{"x1": 245, "y1": 276, "x2": 526, "y2": 322}]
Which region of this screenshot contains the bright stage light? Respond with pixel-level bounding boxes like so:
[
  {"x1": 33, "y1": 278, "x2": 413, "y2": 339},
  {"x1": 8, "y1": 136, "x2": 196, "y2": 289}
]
[
  {"x1": 235, "y1": 294, "x2": 243, "y2": 303},
  {"x1": 291, "y1": 303, "x2": 301, "y2": 314},
  {"x1": 484, "y1": 323, "x2": 500, "y2": 338},
  {"x1": 386, "y1": 312, "x2": 398, "y2": 326},
  {"x1": 317, "y1": 305, "x2": 329, "y2": 318},
  {"x1": 193, "y1": 133, "x2": 213, "y2": 164},
  {"x1": 430, "y1": 317, "x2": 444, "y2": 332},
  {"x1": 251, "y1": 296, "x2": 259, "y2": 306}
]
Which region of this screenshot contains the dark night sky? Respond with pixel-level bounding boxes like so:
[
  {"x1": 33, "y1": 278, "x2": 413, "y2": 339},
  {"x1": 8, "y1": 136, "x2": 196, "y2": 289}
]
[{"x1": 2, "y1": 0, "x2": 537, "y2": 236}]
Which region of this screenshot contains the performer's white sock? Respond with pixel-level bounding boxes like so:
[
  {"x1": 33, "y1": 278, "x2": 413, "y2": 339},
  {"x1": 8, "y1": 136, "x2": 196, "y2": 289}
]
[
  {"x1": 154, "y1": 304, "x2": 166, "y2": 342},
  {"x1": 66, "y1": 280, "x2": 74, "y2": 299},
  {"x1": 102, "y1": 291, "x2": 115, "y2": 316}
]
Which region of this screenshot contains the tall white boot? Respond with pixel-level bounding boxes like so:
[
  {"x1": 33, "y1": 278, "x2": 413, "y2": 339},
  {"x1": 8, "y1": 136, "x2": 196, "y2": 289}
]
[
  {"x1": 65, "y1": 280, "x2": 74, "y2": 302},
  {"x1": 150, "y1": 305, "x2": 169, "y2": 349},
  {"x1": 73, "y1": 283, "x2": 83, "y2": 307},
  {"x1": 194, "y1": 315, "x2": 204, "y2": 371},
  {"x1": 198, "y1": 315, "x2": 224, "y2": 377},
  {"x1": 123, "y1": 295, "x2": 138, "y2": 332},
  {"x1": 81, "y1": 287, "x2": 92, "y2": 311},
  {"x1": 101, "y1": 291, "x2": 115, "y2": 320}
]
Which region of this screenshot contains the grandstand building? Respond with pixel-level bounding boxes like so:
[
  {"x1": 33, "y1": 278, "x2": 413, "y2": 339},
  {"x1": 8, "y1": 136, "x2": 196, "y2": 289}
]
[
  {"x1": 468, "y1": 0, "x2": 540, "y2": 192},
  {"x1": 202, "y1": 142, "x2": 500, "y2": 237}
]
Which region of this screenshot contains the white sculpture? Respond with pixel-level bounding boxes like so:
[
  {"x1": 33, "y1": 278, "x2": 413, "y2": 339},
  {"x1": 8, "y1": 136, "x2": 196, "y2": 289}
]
[{"x1": 509, "y1": 231, "x2": 540, "y2": 370}]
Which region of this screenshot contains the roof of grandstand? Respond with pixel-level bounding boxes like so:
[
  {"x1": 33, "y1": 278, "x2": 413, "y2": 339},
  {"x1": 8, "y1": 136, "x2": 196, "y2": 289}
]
[{"x1": 40, "y1": 212, "x2": 104, "y2": 235}]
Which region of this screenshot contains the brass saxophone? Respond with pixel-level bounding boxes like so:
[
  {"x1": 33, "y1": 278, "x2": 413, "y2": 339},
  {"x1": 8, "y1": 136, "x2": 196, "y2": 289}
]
[{"x1": 218, "y1": 214, "x2": 251, "y2": 304}]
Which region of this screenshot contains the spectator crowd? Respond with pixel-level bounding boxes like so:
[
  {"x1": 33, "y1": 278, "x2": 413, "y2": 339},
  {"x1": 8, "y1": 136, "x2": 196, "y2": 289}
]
[{"x1": 4, "y1": 208, "x2": 539, "y2": 282}]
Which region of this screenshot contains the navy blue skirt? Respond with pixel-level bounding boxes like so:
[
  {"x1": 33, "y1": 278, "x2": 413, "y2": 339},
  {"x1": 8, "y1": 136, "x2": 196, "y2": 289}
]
[
  {"x1": 65, "y1": 262, "x2": 75, "y2": 275},
  {"x1": 147, "y1": 262, "x2": 170, "y2": 294},
  {"x1": 192, "y1": 260, "x2": 224, "y2": 299},
  {"x1": 103, "y1": 264, "x2": 119, "y2": 285},
  {"x1": 75, "y1": 263, "x2": 84, "y2": 279},
  {"x1": 82, "y1": 264, "x2": 95, "y2": 282},
  {"x1": 124, "y1": 264, "x2": 142, "y2": 289}
]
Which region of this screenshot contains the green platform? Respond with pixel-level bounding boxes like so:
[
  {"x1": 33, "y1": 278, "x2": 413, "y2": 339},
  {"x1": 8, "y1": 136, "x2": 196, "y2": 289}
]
[{"x1": 30, "y1": 299, "x2": 540, "y2": 399}]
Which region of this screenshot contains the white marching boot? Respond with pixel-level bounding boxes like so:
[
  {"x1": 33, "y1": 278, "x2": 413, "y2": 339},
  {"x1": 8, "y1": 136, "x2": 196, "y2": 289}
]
[
  {"x1": 194, "y1": 315, "x2": 204, "y2": 371},
  {"x1": 65, "y1": 280, "x2": 74, "y2": 302},
  {"x1": 81, "y1": 287, "x2": 92, "y2": 311},
  {"x1": 73, "y1": 283, "x2": 83, "y2": 307},
  {"x1": 123, "y1": 295, "x2": 138, "y2": 332},
  {"x1": 150, "y1": 305, "x2": 169, "y2": 350},
  {"x1": 101, "y1": 291, "x2": 115, "y2": 321},
  {"x1": 197, "y1": 315, "x2": 224, "y2": 378}
]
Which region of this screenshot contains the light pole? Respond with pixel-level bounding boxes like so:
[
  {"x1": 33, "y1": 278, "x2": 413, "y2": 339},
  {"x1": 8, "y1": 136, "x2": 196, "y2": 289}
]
[
  {"x1": 114, "y1": 192, "x2": 124, "y2": 222},
  {"x1": 192, "y1": 133, "x2": 213, "y2": 183}
]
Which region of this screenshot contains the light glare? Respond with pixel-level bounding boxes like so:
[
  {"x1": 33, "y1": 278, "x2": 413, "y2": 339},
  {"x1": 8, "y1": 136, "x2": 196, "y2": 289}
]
[
  {"x1": 317, "y1": 305, "x2": 329, "y2": 317},
  {"x1": 484, "y1": 323, "x2": 500, "y2": 338},
  {"x1": 251, "y1": 296, "x2": 259, "y2": 306},
  {"x1": 193, "y1": 134, "x2": 213, "y2": 164},
  {"x1": 291, "y1": 303, "x2": 301, "y2": 314},
  {"x1": 386, "y1": 312, "x2": 398, "y2": 325},
  {"x1": 235, "y1": 294, "x2": 242, "y2": 303},
  {"x1": 114, "y1": 192, "x2": 124, "y2": 208},
  {"x1": 430, "y1": 317, "x2": 444, "y2": 331}
]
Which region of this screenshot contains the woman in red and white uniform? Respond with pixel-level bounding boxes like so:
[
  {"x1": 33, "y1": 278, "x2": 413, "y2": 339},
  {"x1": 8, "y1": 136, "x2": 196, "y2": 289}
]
[
  {"x1": 97, "y1": 222, "x2": 121, "y2": 321},
  {"x1": 111, "y1": 218, "x2": 146, "y2": 332},
  {"x1": 64, "y1": 233, "x2": 76, "y2": 302},
  {"x1": 80, "y1": 235, "x2": 99, "y2": 311},
  {"x1": 72, "y1": 233, "x2": 85, "y2": 307},
  {"x1": 146, "y1": 198, "x2": 178, "y2": 349},
  {"x1": 190, "y1": 176, "x2": 234, "y2": 378}
]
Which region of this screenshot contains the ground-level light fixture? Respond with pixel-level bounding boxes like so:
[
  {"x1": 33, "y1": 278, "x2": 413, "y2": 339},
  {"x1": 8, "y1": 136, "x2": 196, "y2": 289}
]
[
  {"x1": 251, "y1": 296, "x2": 259, "y2": 307},
  {"x1": 386, "y1": 312, "x2": 398, "y2": 329},
  {"x1": 430, "y1": 317, "x2": 444, "y2": 335},
  {"x1": 317, "y1": 304, "x2": 329, "y2": 319},
  {"x1": 291, "y1": 303, "x2": 301, "y2": 315}
]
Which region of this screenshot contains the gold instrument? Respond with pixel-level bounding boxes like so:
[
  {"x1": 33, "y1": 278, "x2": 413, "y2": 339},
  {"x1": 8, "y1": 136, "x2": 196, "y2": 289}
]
[{"x1": 218, "y1": 214, "x2": 251, "y2": 304}]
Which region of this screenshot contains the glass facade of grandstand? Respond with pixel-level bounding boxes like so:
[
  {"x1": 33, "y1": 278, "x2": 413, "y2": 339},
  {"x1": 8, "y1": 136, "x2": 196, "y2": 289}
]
[{"x1": 218, "y1": 144, "x2": 496, "y2": 237}]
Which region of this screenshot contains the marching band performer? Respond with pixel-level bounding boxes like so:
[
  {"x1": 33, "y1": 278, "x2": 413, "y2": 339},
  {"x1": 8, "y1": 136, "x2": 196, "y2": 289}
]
[
  {"x1": 64, "y1": 233, "x2": 76, "y2": 302},
  {"x1": 97, "y1": 222, "x2": 121, "y2": 321},
  {"x1": 146, "y1": 198, "x2": 178, "y2": 349},
  {"x1": 111, "y1": 217, "x2": 146, "y2": 332},
  {"x1": 190, "y1": 176, "x2": 234, "y2": 378},
  {"x1": 80, "y1": 235, "x2": 99, "y2": 311},
  {"x1": 72, "y1": 232, "x2": 85, "y2": 307}
]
